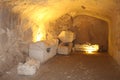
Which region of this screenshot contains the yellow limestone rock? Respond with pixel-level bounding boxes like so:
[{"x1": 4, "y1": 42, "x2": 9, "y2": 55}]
[{"x1": 58, "y1": 31, "x2": 75, "y2": 43}]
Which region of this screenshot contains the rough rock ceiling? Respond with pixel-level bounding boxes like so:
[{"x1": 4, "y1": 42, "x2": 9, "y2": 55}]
[
  {"x1": 1, "y1": 0, "x2": 119, "y2": 22},
  {"x1": 0, "y1": 0, "x2": 119, "y2": 41}
]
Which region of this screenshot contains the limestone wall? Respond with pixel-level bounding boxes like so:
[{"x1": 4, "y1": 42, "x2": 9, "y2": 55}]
[
  {"x1": 0, "y1": 3, "x2": 25, "y2": 75},
  {"x1": 109, "y1": 11, "x2": 120, "y2": 65}
]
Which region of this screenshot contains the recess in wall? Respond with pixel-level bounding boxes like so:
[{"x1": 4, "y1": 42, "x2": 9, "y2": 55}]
[{"x1": 81, "y1": 5, "x2": 86, "y2": 9}]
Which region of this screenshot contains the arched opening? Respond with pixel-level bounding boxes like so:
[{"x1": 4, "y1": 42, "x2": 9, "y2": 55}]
[
  {"x1": 47, "y1": 14, "x2": 108, "y2": 52},
  {"x1": 72, "y1": 15, "x2": 108, "y2": 52}
]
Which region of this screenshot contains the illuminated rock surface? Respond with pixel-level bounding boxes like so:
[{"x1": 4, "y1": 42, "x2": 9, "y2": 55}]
[{"x1": 58, "y1": 31, "x2": 75, "y2": 43}]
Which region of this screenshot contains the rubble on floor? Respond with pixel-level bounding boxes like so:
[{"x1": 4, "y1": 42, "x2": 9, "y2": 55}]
[
  {"x1": 17, "y1": 58, "x2": 40, "y2": 75},
  {"x1": 58, "y1": 30, "x2": 75, "y2": 55},
  {"x1": 58, "y1": 42, "x2": 73, "y2": 55},
  {"x1": 17, "y1": 39, "x2": 59, "y2": 76}
]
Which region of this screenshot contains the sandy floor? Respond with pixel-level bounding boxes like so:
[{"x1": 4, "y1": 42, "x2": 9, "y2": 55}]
[{"x1": 0, "y1": 52, "x2": 120, "y2": 80}]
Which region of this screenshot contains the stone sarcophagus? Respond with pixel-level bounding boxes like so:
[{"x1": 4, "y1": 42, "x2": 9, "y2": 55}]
[{"x1": 29, "y1": 39, "x2": 58, "y2": 63}]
